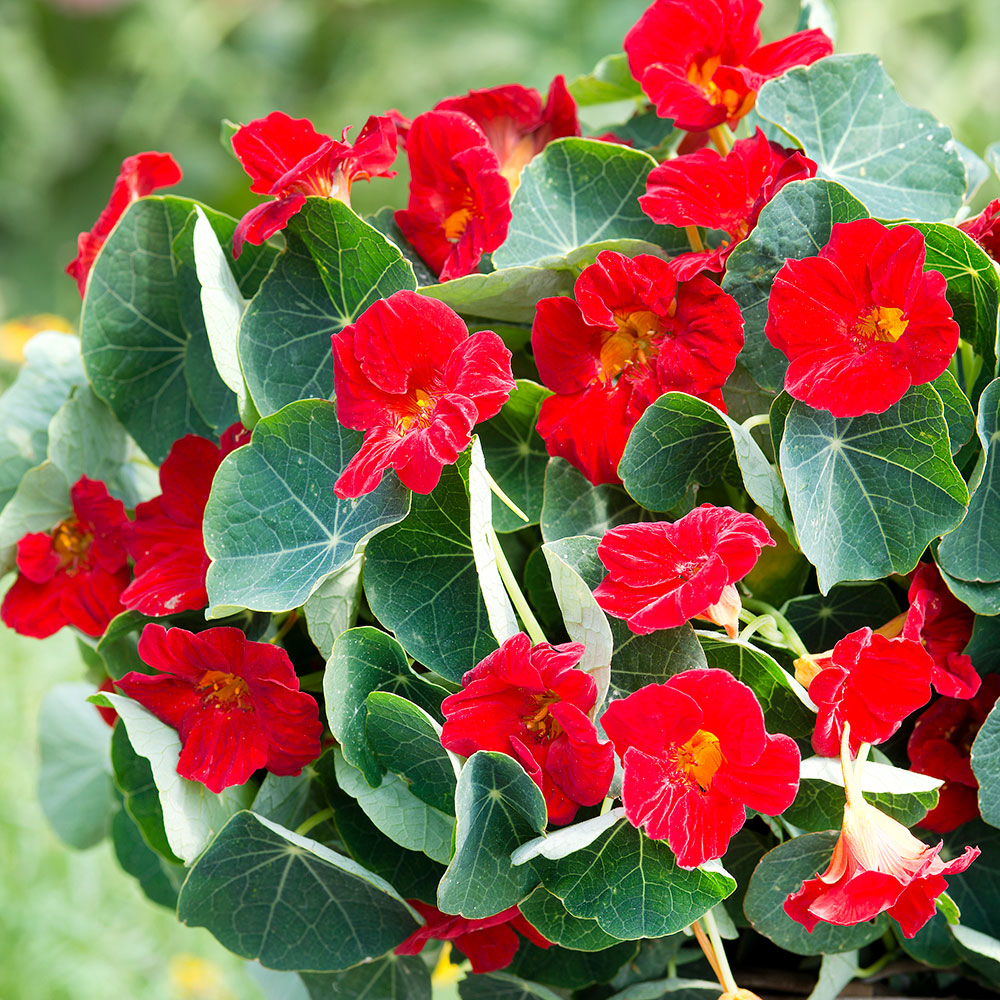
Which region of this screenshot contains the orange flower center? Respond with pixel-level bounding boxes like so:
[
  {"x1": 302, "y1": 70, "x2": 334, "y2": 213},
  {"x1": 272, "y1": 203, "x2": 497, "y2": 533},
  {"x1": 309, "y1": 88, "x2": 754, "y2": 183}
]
[
  {"x1": 444, "y1": 205, "x2": 475, "y2": 244},
  {"x1": 522, "y1": 689, "x2": 562, "y2": 742},
  {"x1": 671, "y1": 728, "x2": 724, "y2": 792},
  {"x1": 51, "y1": 518, "x2": 93, "y2": 575},
  {"x1": 599, "y1": 309, "x2": 666, "y2": 381},
  {"x1": 686, "y1": 56, "x2": 756, "y2": 121},
  {"x1": 396, "y1": 388, "x2": 437, "y2": 434},
  {"x1": 500, "y1": 137, "x2": 536, "y2": 195},
  {"x1": 197, "y1": 670, "x2": 250, "y2": 709},
  {"x1": 853, "y1": 306, "x2": 909, "y2": 350}
]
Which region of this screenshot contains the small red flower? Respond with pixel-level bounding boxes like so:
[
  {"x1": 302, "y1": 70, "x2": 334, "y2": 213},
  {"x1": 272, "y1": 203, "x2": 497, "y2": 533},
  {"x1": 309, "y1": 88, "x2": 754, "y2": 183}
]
[
  {"x1": 431, "y1": 77, "x2": 578, "y2": 192},
  {"x1": 440, "y1": 632, "x2": 614, "y2": 825},
  {"x1": 231, "y1": 111, "x2": 398, "y2": 258},
  {"x1": 594, "y1": 505, "x2": 774, "y2": 637},
  {"x1": 332, "y1": 290, "x2": 514, "y2": 498},
  {"x1": 602, "y1": 670, "x2": 800, "y2": 869},
  {"x1": 116, "y1": 624, "x2": 323, "y2": 793},
  {"x1": 908, "y1": 675, "x2": 1000, "y2": 833},
  {"x1": 959, "y1": 198, "x2": 1000, "y2": 261},
  {"x1": 784, "y1": 785, "x2": 979, "y2": 938},
  {"x1": 66, "y1": 152, "x2": 182, "y2": 296},
  {"x1": 624, "y1": 0, "x2": 832, "y2": 132},
  {"x1": 395, "y1": 900, "x2": 550, "y2": 973},
  {"x1": 121, "y1": 423, "x2": 249, "y2": 616},
  {"x1": 765, "y1": 219, "x2": 960, "y2": 417},
  {"x1": 394, "y1": 110, "x2": 512, "y2": 281},
  {"x1": 532, "y1": 250, "x2": 744, "y2": 485},
  {"x1": 1, "y1": 476, "x2": 130, "y2": 639},
  {"x1": 639, "y1": 130, "x2": 817, "y2": 279},
  {"x1": 808, "y1": 628, "x2": 934, "y2": 757}
]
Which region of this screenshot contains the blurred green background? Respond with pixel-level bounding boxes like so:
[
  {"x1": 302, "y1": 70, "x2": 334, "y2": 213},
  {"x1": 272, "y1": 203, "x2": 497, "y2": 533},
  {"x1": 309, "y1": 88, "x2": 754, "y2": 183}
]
[{"x1": 1, "y1": 0, "x2": 998, "y2": 997}]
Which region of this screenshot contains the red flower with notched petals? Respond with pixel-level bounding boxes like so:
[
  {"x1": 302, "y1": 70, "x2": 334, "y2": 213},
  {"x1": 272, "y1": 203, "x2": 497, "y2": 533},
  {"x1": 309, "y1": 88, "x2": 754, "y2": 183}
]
[
  {"x1": 394, "y1": 110, "x2": 512, "y2": 281},
  {"x1": 959, "y1": 198, "x2": 1000, "y2": 261},
  {"x1": 594, "y1": 505, "x2": 774, "y2": 638},
  {"x1": 66, "y1": 152, "x2": 182, "y2": 296},
  {"x1": 115, "y1": 624, "x2": 322, "y2": 793},
  {"x1": 440, "y1": 632, "x2": 614, "y2": 825},
  {"x1": 878, "y1": 561, "x2": 980, "y2": 700},
  {"x1": 639, "y1": 130, "x2": 817, "y2": 279},
  {"x1": 765, "y1": 219, "x2": 960, "y2": 417},
  {"x1": 121, "y1": 423, "x2": 249, "y2": 616},
  {"x1": 908, "y1": 675, "x2": 1000, "y2": 833},
  {"x1": 602, "y1": 670, "x2": 800, "y2": 868},
  {"x1": 395, "y1": 901, "x2": 550, "y2": 973},
  {"x1": 532, "y1": 250, "x2": 744, "y2": 485},
  {"x1": 808, "y1": 628, "x2": 934, "y2": 757},
  {"x1": 332, "y1": 290, "x2": 514, "y2": 498},
  {"x1": 231, "y1": 111, "x2": 397, "y2": 258},
  {"x1": 1, "y1": 476, "x2": 129, "y2": 639},
  {"x1": 624, "y1": 0, "x2": 832, "y2": 132},
  {"x1": 785, "y1": 781, "x2": 979, "y2": 938}
]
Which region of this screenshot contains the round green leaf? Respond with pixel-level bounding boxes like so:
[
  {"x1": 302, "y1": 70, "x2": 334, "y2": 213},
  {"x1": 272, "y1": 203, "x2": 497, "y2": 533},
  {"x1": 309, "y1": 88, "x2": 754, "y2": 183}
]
[
  {"x1": 779, "y1": 384, "x2": 969, "y2": 592},
  {"x1": 540, "y1": 457, "x2": 644, "y2": 543},
  {"x1": 781, "y1": 582, "x2": 901, "y2": 652},
  {"x1": 111, "y1": 807, "x2": 184, "y2": 911},
  {"x1": 203, "y1": 399, "x2": 410, "y2": 614},
  {"x1": 943, "y1": 820, "x2": 1000, "y2": 937},
  {"x1": 300, "y1": 955, "x2": 430, "y2": 1000},
  {"x1": 518, "y1": 887, "x2": 630, "y2": 951}
]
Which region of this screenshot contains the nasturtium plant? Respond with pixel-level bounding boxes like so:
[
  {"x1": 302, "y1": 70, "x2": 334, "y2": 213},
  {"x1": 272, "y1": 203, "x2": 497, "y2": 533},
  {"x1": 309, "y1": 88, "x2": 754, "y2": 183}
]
[{"x1": 12, "y1": 0, "x2": 1000, "y2": 997}]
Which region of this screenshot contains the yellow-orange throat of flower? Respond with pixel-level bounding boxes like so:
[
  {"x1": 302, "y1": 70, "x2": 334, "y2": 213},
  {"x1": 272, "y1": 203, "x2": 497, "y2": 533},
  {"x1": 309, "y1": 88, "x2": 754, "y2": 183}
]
[
  {"x1": 673, "y1": 729, "x2": 724, "y2": 791},
  {"x1": 854, "y1": 306, "x2": 909, "y2": 349},
  {"x1": 599, "y1": 310, "x2": 666, "y2": 380},
  {"x1": 686, "y1": 57, "x2": 756, "y2": 121},
  {"x1": 51, "y1": 518, "x2": 93, "y2": 575},
  {"x1": 198, "y1": 670, "x2": 250, "y2": 709}
]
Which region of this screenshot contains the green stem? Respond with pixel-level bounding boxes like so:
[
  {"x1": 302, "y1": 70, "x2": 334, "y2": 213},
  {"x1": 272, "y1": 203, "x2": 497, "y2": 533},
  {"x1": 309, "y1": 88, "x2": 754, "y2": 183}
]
[
  {"x1": 488, "y1": 527, "x2": 546, "y2": 645},
  {"x1": 856, "y1": 949, "x2": 900, "y2": 979},
  {"x1": 741, "y1": 598, "x2": 809, "y2": 658},
  {"x1": 701, "y1": 908, "x2": 739, "y2": 995},
  {"x1": 294, "y1": 807, "x2": 334, "y2": 838},
  {"x1": 485, "y1": 470, "x2": 529, "y2": 523},
  {"x1": 741, "y1": 413, "x2": 771, "y2": 433},
  {"x1": 268, "y1": 609, "x2": 299, "y2": 644}
]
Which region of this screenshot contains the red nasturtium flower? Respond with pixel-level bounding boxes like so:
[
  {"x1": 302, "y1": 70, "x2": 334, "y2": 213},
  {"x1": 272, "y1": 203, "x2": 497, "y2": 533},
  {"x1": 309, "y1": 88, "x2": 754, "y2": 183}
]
[
  {"x1": 602, "y1": 670, "x2": 800, "y2": 868},
  {"x1": 395, "y1": 901, "x2": 550, "y2": 973},
  {"x1": 594, "y1": 505, "x2": 774, "y2": 637},
  {"x1": 639, "y1": 130, "x2": 817, "y2": 280},
  {"x1": 440, "y1": 632, "x2": 614, "y2": 825},
  {"x1": 624, "y1": 0, "x2": 832, "y2": 132},
  {"x1": 807, "y1": 628, "x2": 934, "y2": 757},
  {"x1": 959, "y1": 198, "x2": 1000, "y2": 261},
  {"x1": 394, "y1": 110, "x2": 512, "y2": 281},
  {"x1": 332, "y1": 290, "x2": 514, "y2": 498},
  {"x1": 230, "y1": 111, "x2": 398, "y2": 258},
  {"x1": 1, "y1": 476, "x2": 130, "y2": 639},
  {"x1": 785, "y1": 754, "x2": 979, "y2": 938},
  {"x1": 116, "y1": 624, "x2": 323, "y2": 793},
  {"x1": 908, "y1": 675, "x2": 1000, "y2": 833},
  {"x1": 877, "y1": 561, "x2": 980, "y2": 700},
  {"x1": 765, "y1": 219, "x2": 960, "y2": 417},
  {"x1": 66, "y1": 151, "x2": 182, "y2": 296},
  {"x1": 121, "y1": 423, "x2": 249, "y2": 615},
  {"x1": 531, "y1": 250, "x2": 744, "y2": 485}
]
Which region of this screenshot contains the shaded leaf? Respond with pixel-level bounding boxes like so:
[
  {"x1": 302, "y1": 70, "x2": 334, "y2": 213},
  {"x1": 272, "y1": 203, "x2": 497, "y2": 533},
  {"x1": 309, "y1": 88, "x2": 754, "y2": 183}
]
[
  {"x1": 781, "y1": 581, "x2": 901, "y2": 653},
  {"x1": 540, "y1": 457, "x2": 644, "y2": 543},
  {"x1": 300, "y1": 955, "x2": 430, "y2": 1000},
  {"x1": 419, "y1": 267, "x2": 572, "y2": 324}
]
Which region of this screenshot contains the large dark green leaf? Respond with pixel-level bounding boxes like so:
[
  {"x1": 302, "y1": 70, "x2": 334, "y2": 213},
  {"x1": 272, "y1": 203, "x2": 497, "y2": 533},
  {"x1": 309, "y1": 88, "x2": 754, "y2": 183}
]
[
  {"x1": 364, "y1": 463, "x2": 497, "y2": 682},
  {"x1": 933, "y1": 369, "x2": 976, "y2": 456},
  {"x1": 781, "y1": 582, "x2": 900, "y2": 652},
  {"x1": 493, "y1": 138, "x2": 685, "y2": 270},
  {"x1": 619, "y1": 392, "x2": 793, "y2": 539},
  {"x1": 479, "y1": 381, "x2": 551, "y2": 533},
  {"x1": 722, "y1": 179, "x2": 868, "y2": 391},
  {"x1": 37, "y1": 682, "x2": 115, "y2": 849},
  {"x1": 540, "y1": 458, "x2": 644, "y2": 543},
  {"x1": 419, "y1": 268, "x2": 572, "y2": 324},
  {"x1": 912, "y1": 224, "x2": 1000, "y2": 370},
  {"x1": 300, "y1": 956, "x2": 430, "y2": 1000},
  {"x1": 518, "y1": 886, "x2": 630, "y2": 951},
  {"x1": 111, "y1": 806, "x2": 183, "y2": 910},
  {"x1": 81, "y1": 197, "x2": 239, "y2": 462},
  {"x1": 240, "y1": 198, "x2": 416, "y2": 417},
  {"x1": 437, "y1": 751, "x2": 547, "y2": 918},
  {"x1": 534, "y1": 819, "x2": 735, "y2": 940},
  {"x1": 458, "y1": 973, "x2": 563, "y2": 1000},
  {"x1": 699, "y1": 637, "x2": 815, "y2": 739},
  {"x1": 203, "y1": 399, "x2": 410, "y2": 614},
  {"x1": 743, "y1": 832, "x2": 888, "y2": 955},
  {"x1": 938, "y1": 563, "x2": 1000, "y2": 615},
  {"x1": 365, "y1": 692, "x2": 457, "y2": 815},
  {"x1": 177, "y1": 810, "x2": 420, "y2": 970},
  {"x1": 943, "y1": 820, "x2": 1000, "y2": 937},
  {"x1": 325, "y1": 627, "x2": 449, "y2": 788},
  {"x1": 972, "y1": 703, "x2": 1000, "y2": 828},
  {"x1": 508, "y1": 938, "x2": 638, "y2": 990},
  {"x1": 939, "y1": 379, "x2": 1000, "y2": 583},
  {"x1": 0, "y1": 331, "x2": 86, "y2": 511},
  {"x1": 755, "y1": 54, "x2": 965, "y2": 221},
  {"x1": 779, "y1": 385, "x2": 968, "y2": 592}
]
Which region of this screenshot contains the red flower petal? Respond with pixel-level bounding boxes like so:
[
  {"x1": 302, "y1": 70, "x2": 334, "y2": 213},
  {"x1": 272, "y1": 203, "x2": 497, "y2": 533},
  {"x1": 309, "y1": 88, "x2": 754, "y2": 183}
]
[
  {"x1": 232, "y1": 195, "x2": 307, "y2": 258},
  {"x1": 231, "y1": 112, "x2": 330, "y2": 194}
]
